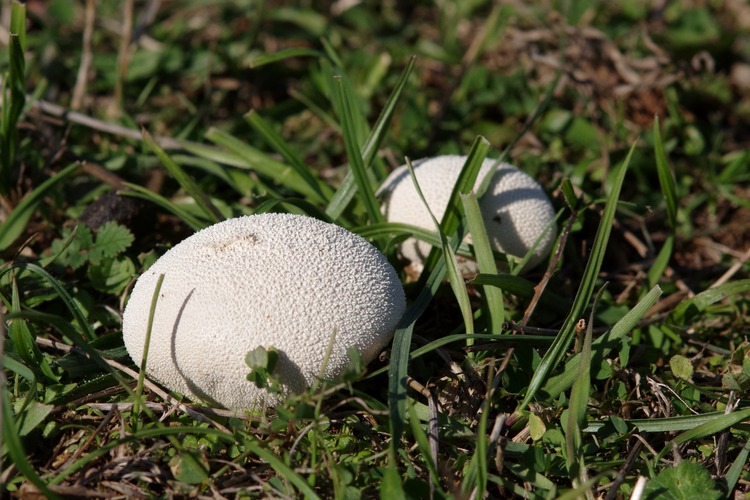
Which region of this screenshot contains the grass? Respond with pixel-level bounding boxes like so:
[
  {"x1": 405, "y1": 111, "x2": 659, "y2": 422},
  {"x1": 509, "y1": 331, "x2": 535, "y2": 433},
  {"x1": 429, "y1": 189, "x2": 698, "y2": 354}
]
[{"x1": 2, "y1": 0, "x2": 750, "y2": 497}]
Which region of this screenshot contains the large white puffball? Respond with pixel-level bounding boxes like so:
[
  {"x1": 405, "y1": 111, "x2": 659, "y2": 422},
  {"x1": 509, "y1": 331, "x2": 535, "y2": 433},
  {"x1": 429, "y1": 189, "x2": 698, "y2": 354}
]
[{"x1": 122, "y1": 213, "x2": 406, "y2": 410}]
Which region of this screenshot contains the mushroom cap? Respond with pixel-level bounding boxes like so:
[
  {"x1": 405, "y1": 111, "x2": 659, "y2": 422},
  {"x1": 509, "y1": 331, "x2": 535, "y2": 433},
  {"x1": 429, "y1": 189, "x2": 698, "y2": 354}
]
[
  {"x1": 122, "y1": 213, "x2": 406, "y2": 410},
  {"x1": 379, "y1": 155, "x2": 557, "y2": 272}
]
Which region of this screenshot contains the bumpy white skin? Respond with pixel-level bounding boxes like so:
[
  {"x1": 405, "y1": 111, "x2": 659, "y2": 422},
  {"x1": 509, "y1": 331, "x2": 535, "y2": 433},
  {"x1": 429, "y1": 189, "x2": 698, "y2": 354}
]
[
  {"x1": 379, "y1": 155, "x2": 557, "y2": 272},
  {"x1": 122, "y1": 213, "x2": 406, "y2": 410}
]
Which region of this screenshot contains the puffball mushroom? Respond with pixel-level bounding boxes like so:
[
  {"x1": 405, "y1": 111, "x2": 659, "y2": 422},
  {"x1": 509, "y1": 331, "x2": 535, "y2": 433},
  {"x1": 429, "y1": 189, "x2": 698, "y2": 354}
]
[
  {"x1": 379, "y1": 155, "x2": 557, "y2": 272},
  {"x1": 122, "y1": 213, "x2": 406, "y2": 410}
]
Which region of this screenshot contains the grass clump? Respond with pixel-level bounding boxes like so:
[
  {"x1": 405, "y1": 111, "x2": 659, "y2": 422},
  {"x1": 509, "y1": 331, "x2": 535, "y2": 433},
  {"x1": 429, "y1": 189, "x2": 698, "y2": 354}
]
[{"x1": 3, "y1": 1, "x2": 750, "y2": 497}]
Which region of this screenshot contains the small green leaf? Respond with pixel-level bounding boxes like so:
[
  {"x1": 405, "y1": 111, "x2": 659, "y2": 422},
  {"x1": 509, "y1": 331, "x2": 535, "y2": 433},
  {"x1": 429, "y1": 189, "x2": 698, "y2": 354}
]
[
  {"x1": 18, "y1": 402, "x2": 54, "y2": 437},
  {"x1": 669, "y1": 355, "x2": 694, "y2": 380},
  {"x1": 93, "y1": 221, "x2": 134, "y2": 260},
  {"x1": 87, "y1": 256, "x2": 136, "y2": 294},
  {"x1": 169, "y1": 452, "x2": 210, "y2": 485},
  {"x1": 643, "y1": 461, "x2": 722, "y2": 500},
  {"x1": 529, "y1": 413, "x2": 546, "y2": 441}
]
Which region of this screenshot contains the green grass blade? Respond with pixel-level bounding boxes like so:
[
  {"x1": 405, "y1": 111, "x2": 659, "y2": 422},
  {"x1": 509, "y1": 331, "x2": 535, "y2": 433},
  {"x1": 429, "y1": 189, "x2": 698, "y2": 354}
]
[
  {"x1": 655, "y1": 408, "x2": 750, "y2": 461},
  {"x1": 724, "y1": 439, "x2": 750, "y2": 494},
  {"x1": 142, "y1": 129, "x2": 223, "y2": 224},
  {"x1": 331, "y1": 76, "x2": 384, "y2": 225},
  {"x1": 407, "y1": 401, "x2": 443, "y2": 493},
  {"x1": 461, "y1": 191, "x2": 505, "y2": 332},
  {"x1": 406, "y1": 157, "x2": 474, "y2": 337},
  {"x1": 653, "y1": 116, "x2": 677, "y2": 229},
  {"x1": 543, "y1": 285, "x2": 662, "y2": 399},
  {"x1": 3, "y1": 352, "x2": 36, "y2": 382},
  {"x1": 204, "y1": 127, "x2": 320, "y2": 200},
  {"x1": 418, "y1": 137, "x2": 490, "y2": 279},
  {"x1": 120, "y1": 183, "x2": 207, "y2": 231},
  {"x1": 133, "y1": 274, "x2": 164, "y2": 427},
  {"x1": 647, "y1": 235, "x2": 674, "y2": 288},
  {"x1": 0, "y1": 163, "x2": 81, "y2": 251},
  {"x1": 247, "y1": 47, "x2": 323, "y2": 68},
  {"x1": 245, "y1": 110, "x2": 332, "y2": 204},
  {"x1": 0, "y1": 2, "x2": 27, "y2": 191},
  {"x1": 388, "y1": 259, "x2": 448, "y2": 460},
  {"x1": 518, "y1": 141, "x2": 635, "y2": 411},
  {"x1": 566, "y1": 285, "x2": 606, "y2": 484},
  {"x1": 672, "y1": 279, "x2": 750, "y2": 324},
  {"x1": 581, "y1": 411, "x2": 748, "y2": 434},
  {"x1": 388, "y1": 321, "x2": 416, "y2": 462},
  {"x1": 326, "y1": 56, "x2": 416, "y2": 221},
  {"x1": 324, "y1": 58, "x2": 369, "y2": 146},
  {"x1": 2, "y1": 387, "x2": 61, "y2": 499}
]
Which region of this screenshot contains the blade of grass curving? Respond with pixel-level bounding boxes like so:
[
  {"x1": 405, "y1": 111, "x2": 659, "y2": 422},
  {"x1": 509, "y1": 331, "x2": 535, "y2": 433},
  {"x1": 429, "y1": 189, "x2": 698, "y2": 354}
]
[
  {"x1": 133, "y1": 274, "x2": 164, "y2": 427},
  {"x1": 407, "y1": 400, "x2": 443, "y2": 494},
  {"x1": 462, "y1": 377, "x2": 492, "y2": 497},
  {"x1": 388, "y1": 321, "x2": 416, "y2": 463},
  {"x1": 245, "y1": 110, "x2": 332, "y2": 204},
  {"x1": 323, "y1": 57, "x2": 368, "y2": 146},
  {"x1": 672, "y1": 279, "x2": 750, "y2": 324},
  {"x1": 0, "y1": 2, "x2": 27, "y2": 192},
  {"x1": 319, "y1": 38, "x2": 346, "y2": 77},
  {"x1": 653, "y1": 116, "x2": 677, "y2": 229},
  {"x1": 355, "y1": 222, "x2": 450, "y2": 251},
  {"x1": 142, "y1": 129, "x2": 223, "y2": 223},
  {"x1": 543, "y1": 285, "x2": 662, "y2": 399},
  {"x1": 4, "y1": 353, "x2": 36, "y2": 382},
  {"x1": 648, "y1": 116, "x2": 678, "y2": 288},
  {"x1": 0, "y1": 163, "x2": 81, "y2": 251},
  {"x1": 566, "y1": 284, "x2": 606, "y2": 485},
  {"x1": 2, "y1": 387, "x2": 61, "y2": 499},
  {"x1": 204, "y1": 127, "x2": 320, "y2": 199},
  {"x1": 461, "y1": 191, "x2": 505, "y2": 332},
  {"x1": 647, "y1": 236, "x2": 674, "y2": 288},
  {"x1": 247, "y1": 47, "x2": 322, "y2": 68},
  {"x1": 9, "y1": 278, "x2": 57, "y2": 382},
  {"x1": 724, "y1": 439, "x2": 750, "y2": 494},
  {"x1": 418, "y1": 137, "x2": 490, "y2": 280},
  {"x1": 656, "y1": 408, "x2": 750, "y2": 462},
  {"x1": 325, "y1": 56, "x2": 416, "y2": 221},
  {"x1": 2, "y1": 263, "x2": 97, "y2": 343},
  {"x1": 121, "y1": 183, "x2": 206, "y2": 231},
  {"x1": 518, "y1": 142, "x2": 635, "y2": 411},
  {"x1": 388, "y1": 259, "x2": 448, "y2": 461},
  {"x1": 406, "y1": 157, "x2": 474, "y2": 337},
  {"x1": 581, "y1": 410, "x2": 749, "y2": 434},
  {"x1": 331, "y1": 76, "x2": 384, "y2": 225}
]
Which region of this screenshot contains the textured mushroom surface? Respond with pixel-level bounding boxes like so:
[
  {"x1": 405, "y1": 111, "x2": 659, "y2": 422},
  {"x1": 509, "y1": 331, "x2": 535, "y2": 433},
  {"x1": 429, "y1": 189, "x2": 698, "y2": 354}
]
[
  {"x1": 379, "y1": 155, "x2": 557, "y2": 271},
  {"x1": 122, "y1": 213, "x2": 406, "y2": 409}
]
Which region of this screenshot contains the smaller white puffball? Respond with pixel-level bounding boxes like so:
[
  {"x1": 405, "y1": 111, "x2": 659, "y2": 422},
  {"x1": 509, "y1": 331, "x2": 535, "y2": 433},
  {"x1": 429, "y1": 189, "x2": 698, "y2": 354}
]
[
  {"x1": 122, "y1": 213, "x2": 406, "y2": 410},
  {"x1": 379, "y1": 155, "x2": 557, "y2": 272}
]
